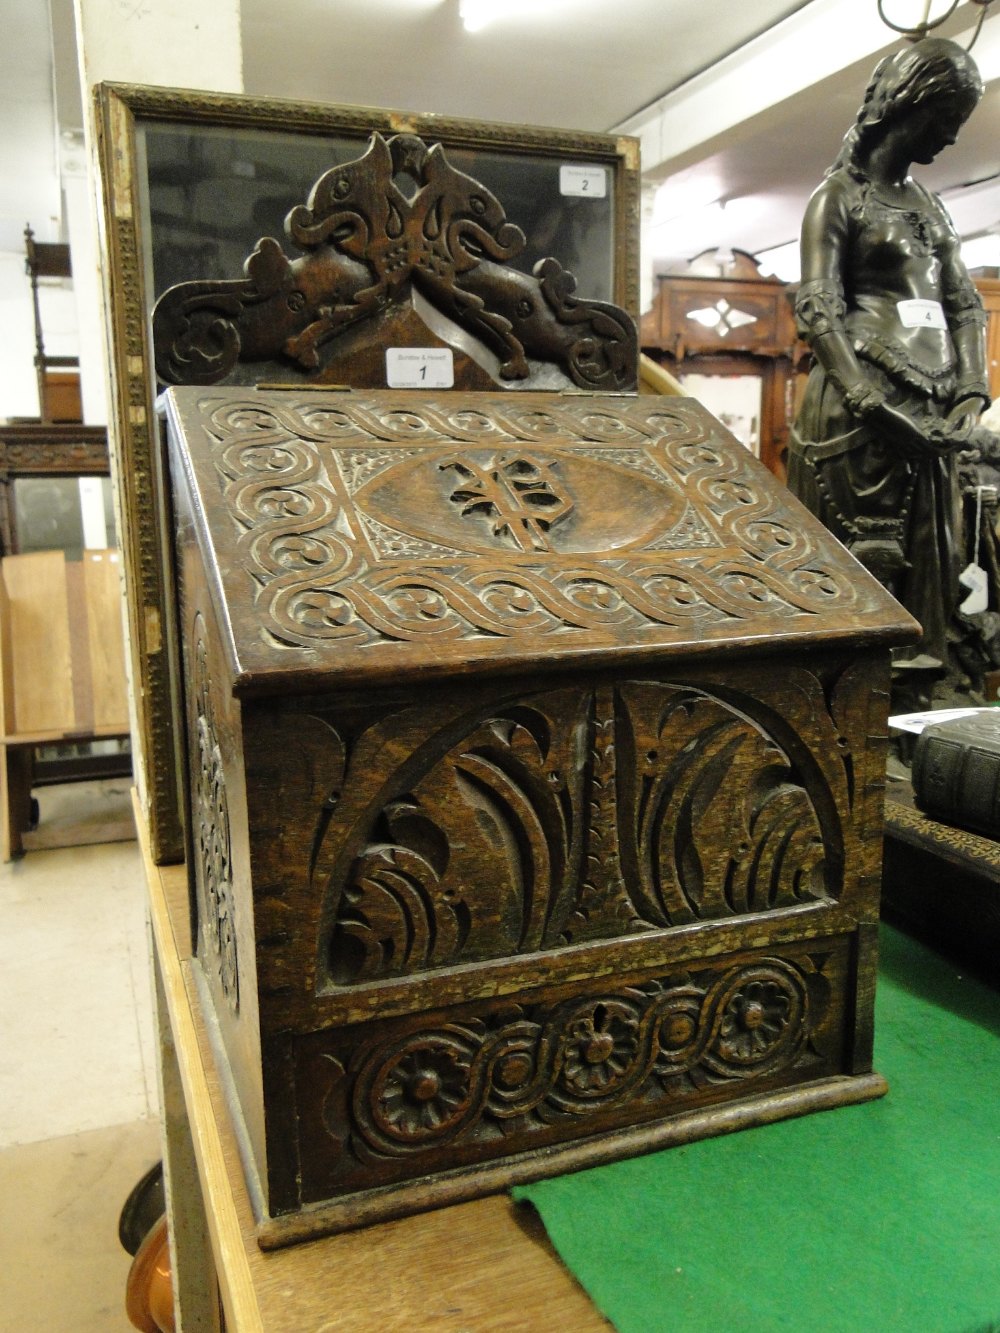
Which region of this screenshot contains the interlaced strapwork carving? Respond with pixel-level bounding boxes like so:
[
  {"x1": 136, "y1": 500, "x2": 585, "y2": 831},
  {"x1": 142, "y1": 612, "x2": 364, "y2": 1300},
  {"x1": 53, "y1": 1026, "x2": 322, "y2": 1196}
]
[
  {"x1": 298, "y1": 953, "x2": 825, "y2": 1189},
  {"x1": 192, "y1": 618, "x2": 238, "y2": 1012},
  {"x1": 182, "y1": 393, "x2": 866, "y2": 663}
]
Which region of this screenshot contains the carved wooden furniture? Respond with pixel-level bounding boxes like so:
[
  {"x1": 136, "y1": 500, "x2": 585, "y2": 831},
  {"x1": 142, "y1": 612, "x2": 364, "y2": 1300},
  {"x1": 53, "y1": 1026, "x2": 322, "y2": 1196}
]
[
  {"x1": 0, "y1": 422, "x2": 110, "y2": 557},
  {"x1": 24, "y1": 225, "x2": 82, "y2": 424},
  {"x1": 163, "y1": 383, "x2": 916, "y2": 1243},
  {"x1": 141, "y1": 812, "x2": 610, "y2": 1330},
  {"x1": 95, "y1": 83, "x2": 640, "y2": 866},
  {"x1": 0, "y1": 549, "x2": 130, "y2": 859},
  {"x1": 882, "y1": 780, "x2": 1000, "y2": 982},
  {"x1": 641, "y1": 250, "x2": 800, "y2": 480},
  {"x1": 151, "y1": 131, "x2": 636, "y2": 396}
]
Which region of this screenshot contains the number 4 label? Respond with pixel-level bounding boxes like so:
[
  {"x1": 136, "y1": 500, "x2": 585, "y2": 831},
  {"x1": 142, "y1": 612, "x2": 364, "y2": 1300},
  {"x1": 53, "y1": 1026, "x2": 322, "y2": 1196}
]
[{"x1": 559, "y1": 165, "x2": 607, "y2": 198}]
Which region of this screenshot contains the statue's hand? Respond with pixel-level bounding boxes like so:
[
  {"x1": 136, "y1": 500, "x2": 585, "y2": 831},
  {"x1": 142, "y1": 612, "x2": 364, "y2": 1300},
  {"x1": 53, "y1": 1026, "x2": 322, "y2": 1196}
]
[
  {"x1": 946, "y1": 393, "x2": 986, "y2": 440},
  {"x1": 842, "y1": 380, "x2": 971, "y2": 456},
  {"x1": 866, "y1": 399, "x2": 944, "y2": 456}
]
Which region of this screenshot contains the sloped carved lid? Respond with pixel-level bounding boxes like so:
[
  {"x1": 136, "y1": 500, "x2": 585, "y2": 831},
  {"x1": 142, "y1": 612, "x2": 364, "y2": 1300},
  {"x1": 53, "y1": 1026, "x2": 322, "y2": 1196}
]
[{"x1": 162, "y1": 386, "x2": 918, "y2": 694}]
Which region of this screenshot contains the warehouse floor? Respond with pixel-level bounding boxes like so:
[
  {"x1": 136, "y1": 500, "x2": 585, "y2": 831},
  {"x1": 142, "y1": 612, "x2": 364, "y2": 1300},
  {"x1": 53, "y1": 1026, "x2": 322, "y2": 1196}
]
[{"x1": 0, "y1": 781, "x2": 159, "y2": 1333}]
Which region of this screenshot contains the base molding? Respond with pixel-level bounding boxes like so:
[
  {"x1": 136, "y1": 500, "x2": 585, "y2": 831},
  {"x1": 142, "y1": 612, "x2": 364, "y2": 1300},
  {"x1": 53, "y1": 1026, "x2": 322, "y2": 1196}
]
[{"x1": 257, "y1": 1070, "x2": 887, "y2": 1249}]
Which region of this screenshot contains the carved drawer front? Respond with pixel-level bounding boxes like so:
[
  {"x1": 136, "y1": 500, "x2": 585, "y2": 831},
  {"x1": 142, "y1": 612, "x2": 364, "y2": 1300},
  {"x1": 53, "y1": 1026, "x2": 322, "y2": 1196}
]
[
  {"x1": 165, "y1": 384, "x2": 915, "y2": 1245},
  {"x1": 289, "y1": 936, "x2": 849, "y2": 1207}
]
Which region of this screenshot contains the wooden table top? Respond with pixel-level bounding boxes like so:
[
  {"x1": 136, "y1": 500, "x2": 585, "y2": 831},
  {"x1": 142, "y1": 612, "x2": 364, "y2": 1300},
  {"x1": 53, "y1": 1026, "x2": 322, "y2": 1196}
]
[{"x1": 139, "y1": 799, "x2": 609, "y2": 1332}]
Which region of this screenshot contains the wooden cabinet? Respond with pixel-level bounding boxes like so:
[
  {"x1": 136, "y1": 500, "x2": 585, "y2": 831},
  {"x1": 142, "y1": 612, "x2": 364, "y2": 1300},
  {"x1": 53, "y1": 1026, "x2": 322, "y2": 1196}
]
[
  {"x1": 162, "y1": 382, "x2": 915, "y2": 1246},
  {"x1": 641, "y1": 251, "x2": 801, "y2": 480},
  {"x1": 975, "y1": 276, "x2": 1000, "y2": 403}
]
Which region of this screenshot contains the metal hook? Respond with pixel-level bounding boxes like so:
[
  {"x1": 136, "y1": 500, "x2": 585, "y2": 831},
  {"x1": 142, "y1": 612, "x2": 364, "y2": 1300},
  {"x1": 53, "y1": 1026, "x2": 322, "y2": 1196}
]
[
  {"x1": 876, "y1": 0, "x2": 993, "y2": 51},
  {"x1": 877, "y1": 0, "x2": 959, "y2": 38}
]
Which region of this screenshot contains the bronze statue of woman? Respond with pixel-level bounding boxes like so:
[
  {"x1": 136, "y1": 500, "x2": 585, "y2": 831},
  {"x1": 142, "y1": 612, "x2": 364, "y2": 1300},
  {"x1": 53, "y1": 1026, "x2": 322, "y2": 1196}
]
[{"x1": 788, "y1": 38, "x2": 988, "y2": 675}]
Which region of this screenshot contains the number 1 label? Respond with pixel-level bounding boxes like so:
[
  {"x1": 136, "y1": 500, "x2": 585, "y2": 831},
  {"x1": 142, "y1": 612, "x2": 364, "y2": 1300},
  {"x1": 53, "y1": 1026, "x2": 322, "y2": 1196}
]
[{"x1": 386, "y1": 348, "x2": 455, "y2": 389}]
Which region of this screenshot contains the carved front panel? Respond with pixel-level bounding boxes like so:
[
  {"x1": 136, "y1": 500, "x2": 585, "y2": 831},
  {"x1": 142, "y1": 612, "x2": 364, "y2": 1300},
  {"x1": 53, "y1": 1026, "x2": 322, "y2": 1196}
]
[
  {"x1": 289, "y1": 939, "x2": 847, "y2": 1204},
  {"x1": 164, "y1": 387, "x2": 915, "y2": 686},
  {"x1": 317, "y1": 678, "x2": 834, "y2": 986},
  {"x1": 239, "y1": 654, "x2": 887, "y2": 1007}
]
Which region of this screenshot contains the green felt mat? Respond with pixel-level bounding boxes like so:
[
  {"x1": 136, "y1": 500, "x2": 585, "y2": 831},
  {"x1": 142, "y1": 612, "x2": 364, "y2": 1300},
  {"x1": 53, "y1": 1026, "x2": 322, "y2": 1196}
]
[{"x1": 514, "y1": 927, "x2": 1000, "y2": 1333}]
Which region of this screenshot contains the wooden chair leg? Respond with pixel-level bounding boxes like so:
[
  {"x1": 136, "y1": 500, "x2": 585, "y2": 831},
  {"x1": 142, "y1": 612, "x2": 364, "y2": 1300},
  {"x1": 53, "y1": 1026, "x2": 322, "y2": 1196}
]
[{"x1": 2, "y1": 744, "x2": 33, "y2": 860}]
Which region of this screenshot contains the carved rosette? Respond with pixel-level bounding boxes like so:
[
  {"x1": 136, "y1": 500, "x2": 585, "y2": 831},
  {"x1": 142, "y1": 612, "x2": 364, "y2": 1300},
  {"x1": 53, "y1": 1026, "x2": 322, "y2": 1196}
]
[
  {"x1": 192, "y1": 620, "x2": 238, "y2": 1012},
  {"x1": 339, "y1": 957, "x2": 813, "y2": 1161}
]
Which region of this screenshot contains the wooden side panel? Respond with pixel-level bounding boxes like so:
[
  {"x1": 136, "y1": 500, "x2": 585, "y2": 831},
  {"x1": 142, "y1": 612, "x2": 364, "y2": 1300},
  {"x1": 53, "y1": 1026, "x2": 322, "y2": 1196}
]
[
  {"x1": 82, "y1": 549, "x2": 130, "y2": 730},
  {"x1": 0, "y1": 569, "x2": 15, "y2": 737},
  {"x1": 1, "y1": 551, "x2": 74, "y2": 735}
]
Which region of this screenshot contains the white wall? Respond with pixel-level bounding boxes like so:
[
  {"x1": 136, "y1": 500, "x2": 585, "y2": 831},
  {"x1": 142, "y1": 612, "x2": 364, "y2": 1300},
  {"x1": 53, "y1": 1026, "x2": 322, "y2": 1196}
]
[{"x1": 0, "y1": 252, "x2": 40, "y2": 419}]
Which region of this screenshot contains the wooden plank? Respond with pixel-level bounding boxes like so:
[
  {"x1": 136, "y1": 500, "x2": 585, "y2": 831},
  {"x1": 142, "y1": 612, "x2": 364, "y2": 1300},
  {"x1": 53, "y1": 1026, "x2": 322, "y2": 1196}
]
[
  {"x1": 153, "y1": 950, "x2": 224, "y2": 1333},
  {"x1": 138, "y1": 795, "x2": 609, "y2": 1332},
  {"x1": 65, "y1": 560, "x2": 93, "y2": 732},
  {"x1": 82, "y1": 549, "x2": 129, "y2": 730},
  {"x1": 1, "y1": 551, "x2": 74, "y2": 735},
  {"x1": 139, "y1": 795, "x2": 265, "y2": 1333},
  {"x1": 0, "y1": 723, "x2": 129, "y2": 746},
  {"x1": 0, "y1": 569, "x2": 14, "y2": 737}
]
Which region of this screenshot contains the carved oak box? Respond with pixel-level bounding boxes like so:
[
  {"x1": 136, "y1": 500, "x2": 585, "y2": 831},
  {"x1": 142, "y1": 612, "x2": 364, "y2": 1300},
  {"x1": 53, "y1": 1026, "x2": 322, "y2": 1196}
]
[{"x1": 162, "y1": 384, "x2": 916, "y2": 1246}]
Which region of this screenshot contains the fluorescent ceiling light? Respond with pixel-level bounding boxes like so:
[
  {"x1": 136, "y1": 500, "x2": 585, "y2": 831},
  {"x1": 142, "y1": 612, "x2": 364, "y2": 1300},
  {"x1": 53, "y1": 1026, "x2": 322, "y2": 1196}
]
[
  {"x1": 961, "y1": 234, "x2": 1000, "y2": 271},
  {"x1": 755, "y1": 240, "x2": 800, "y2": 283},
  {"x1": 459, "y1": 0, "x2": 571, "y2": 33}
]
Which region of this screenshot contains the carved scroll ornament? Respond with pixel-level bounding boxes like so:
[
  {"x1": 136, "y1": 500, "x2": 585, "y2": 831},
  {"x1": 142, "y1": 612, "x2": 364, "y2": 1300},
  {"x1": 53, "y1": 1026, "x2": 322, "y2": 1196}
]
[
  {"x1": 152, "y1": 132, "x2": 636, "y2": 392},
  {"x1": 175, "y1": 392, "x2": 869, "y2": 678},
  {"x1": 348, "y1": 957, "x2": 813, "y2": 1154}
]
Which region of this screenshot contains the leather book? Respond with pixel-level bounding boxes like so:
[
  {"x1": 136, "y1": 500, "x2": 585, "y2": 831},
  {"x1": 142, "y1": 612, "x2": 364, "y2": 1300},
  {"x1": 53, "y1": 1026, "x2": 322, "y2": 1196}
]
[{"x1": 912, "y1": 711, "x2": 1000, "y2": 838}]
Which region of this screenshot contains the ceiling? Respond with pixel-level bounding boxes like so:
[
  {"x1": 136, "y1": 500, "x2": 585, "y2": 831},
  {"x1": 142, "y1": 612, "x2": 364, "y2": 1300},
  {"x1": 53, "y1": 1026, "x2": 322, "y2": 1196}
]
[{"x1": 4, "y1": 0, "x2": 1000, "y2": 282}]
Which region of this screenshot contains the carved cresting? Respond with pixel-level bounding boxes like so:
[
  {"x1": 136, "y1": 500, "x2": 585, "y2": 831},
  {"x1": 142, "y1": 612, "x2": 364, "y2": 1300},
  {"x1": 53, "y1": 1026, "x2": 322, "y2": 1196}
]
[
  {"x1": 318, "y1": 677, "x2": 835, "y2": 986},
  {"x1": 151, "y1": 132, "x2": 636, "y2": 391},
  {"x1": 192, "y1": 615, "x2": 239, "y2": 1012}
]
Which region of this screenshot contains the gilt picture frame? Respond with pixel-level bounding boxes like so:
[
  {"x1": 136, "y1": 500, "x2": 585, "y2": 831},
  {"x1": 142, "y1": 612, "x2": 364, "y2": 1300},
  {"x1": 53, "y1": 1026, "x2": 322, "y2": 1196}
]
[{"x1": 94, "y1": 81, "x2": 640, "y2": 861}]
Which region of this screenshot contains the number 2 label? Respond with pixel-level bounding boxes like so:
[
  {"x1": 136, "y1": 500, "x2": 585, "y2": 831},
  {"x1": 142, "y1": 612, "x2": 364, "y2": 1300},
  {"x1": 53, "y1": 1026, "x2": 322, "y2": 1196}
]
[{"x1": 559, "y1": 165, "x2": 607, "y2": 199}]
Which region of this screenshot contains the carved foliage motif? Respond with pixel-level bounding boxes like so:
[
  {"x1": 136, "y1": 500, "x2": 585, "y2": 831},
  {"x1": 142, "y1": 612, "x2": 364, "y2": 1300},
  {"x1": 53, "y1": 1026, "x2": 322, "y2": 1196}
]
[
  {"x1": 151, "y1": 132, "x2": 636, "y2": 391},
  {"x1": 440, "y1": 452, "x2": 573, "y2": 552},
  {"x1": 326, "y1": 690, "x2": 588, "y2": 984},
  {"x1": 192, "y1": 617, "x2": 238, "y2": 1012},
  {"x1": 321, "y1": 678, "x2": 834, "y2": 986},
  {"x1": 192, "y1": 393, "x2": 861, "y2": 658},
  {"x1": 612, "y1": 683, "x2": 829, "y2": 931},
  {"x1": 302, "y1": 953, "x2": 826, "y2": 1188}
]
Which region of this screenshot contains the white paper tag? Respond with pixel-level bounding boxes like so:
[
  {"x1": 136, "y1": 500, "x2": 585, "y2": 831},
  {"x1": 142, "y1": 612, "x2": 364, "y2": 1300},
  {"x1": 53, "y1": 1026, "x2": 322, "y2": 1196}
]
[
  {"x1": 959, "y1": 561, "x2": 989, "y2": 615},
  {"x1": 559, "y1": 165, "x2": 607, "y2": 198},
  {"x1": 888, "y1": 706, "x2": 988, "y2": 735},
  {"x1": 896, "y1": 298, "x2": 947, "y2": 330},
  {"x1": 385, "y1": 347, "x2": 454, "y2": 389}
]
